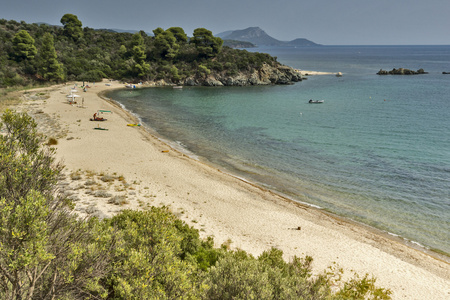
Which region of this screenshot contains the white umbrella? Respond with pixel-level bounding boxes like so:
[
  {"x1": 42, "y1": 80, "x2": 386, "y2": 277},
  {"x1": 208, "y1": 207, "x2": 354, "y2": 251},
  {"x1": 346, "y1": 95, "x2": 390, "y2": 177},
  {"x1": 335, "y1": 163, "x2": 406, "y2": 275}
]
[{"x1": 67, "y1": 94, "x2": 81, "y2": 103}]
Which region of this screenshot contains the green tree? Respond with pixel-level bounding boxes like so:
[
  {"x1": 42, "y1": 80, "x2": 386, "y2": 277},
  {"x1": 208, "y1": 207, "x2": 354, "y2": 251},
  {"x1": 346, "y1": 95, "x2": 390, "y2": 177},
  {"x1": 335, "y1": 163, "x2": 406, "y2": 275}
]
[
  {"x1": 170, "y1": 65, "x2": 181, "y2": 82},
  {"x1": 130, "y1": 31, "x2": 145, "y2": 48},
  {"x1": 154, "y1": 30, "x2": 179, "y2": 60},
  {"x1": 130, "y1": 32, "x2": 150, "y2": 78},
  {"x1": 12, "y1": 30, "x2": 37, "y2": 61},
  {"x1": 118, "y1": 44, "x2": 127, "y2": 58},
  {"x1": 38, "y1": 33, "x2": 64, "y2": 82},
  {"x1": 0, "y1": 110, "x2": 113, "y2": 300},
  {"x1": 197, "y1": 64, "x2": 211, "y2": 78},
  {"x1": 191, "y1": 28, "x2": 223, "y2": 58},
  {"x1": 60, "y1": 13, "x2": 83, "y2": 41},
  {"x1": 152, "y1": 27, "x2": 165, "y2": 37},
  {"x1": 167, "y1": 27, "x2": 188, "y2": 45}
]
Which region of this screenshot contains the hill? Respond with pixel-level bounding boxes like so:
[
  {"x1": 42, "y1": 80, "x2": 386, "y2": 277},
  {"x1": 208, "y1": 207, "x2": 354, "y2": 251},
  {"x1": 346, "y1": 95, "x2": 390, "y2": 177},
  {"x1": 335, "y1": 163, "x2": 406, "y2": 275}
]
[
  {"x1": 99, "y1": 28, "x2": 153, "y2": 36},
  {"x1": 217, "y1": 27, "x2": 320, "y2": 47},
  {"x1": 0, "y1": 17, "x2": 303, "y2": 87}
]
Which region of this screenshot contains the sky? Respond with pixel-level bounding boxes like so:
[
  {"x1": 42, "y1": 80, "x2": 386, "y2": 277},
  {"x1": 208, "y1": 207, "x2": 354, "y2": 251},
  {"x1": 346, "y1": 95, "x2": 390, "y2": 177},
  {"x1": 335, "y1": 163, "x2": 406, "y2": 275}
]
[{"x1": 2, "y1": 0, "x2": 450, "y2": 45}]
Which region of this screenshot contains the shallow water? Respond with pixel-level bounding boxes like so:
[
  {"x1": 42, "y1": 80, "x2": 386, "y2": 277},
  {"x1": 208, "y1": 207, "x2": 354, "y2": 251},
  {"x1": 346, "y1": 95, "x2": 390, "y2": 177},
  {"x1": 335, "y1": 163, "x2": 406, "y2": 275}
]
[{"x1": 107, "y1": 45, "x2": 450, "y2": 254}]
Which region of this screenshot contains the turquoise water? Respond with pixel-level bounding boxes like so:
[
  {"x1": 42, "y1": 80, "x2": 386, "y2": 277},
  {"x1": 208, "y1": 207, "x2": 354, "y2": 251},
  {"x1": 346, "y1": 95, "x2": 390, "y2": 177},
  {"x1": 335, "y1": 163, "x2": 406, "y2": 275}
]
[{"x1": 107, "y1": 46, "x2": 450, "y2": 254}]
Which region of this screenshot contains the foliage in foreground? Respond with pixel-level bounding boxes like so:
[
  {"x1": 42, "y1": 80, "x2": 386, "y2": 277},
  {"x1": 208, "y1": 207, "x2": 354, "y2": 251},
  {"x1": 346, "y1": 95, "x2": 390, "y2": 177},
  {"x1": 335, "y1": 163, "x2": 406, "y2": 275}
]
[{"x1": 0, "y1": 109, "x2": 391, "y2": 299}]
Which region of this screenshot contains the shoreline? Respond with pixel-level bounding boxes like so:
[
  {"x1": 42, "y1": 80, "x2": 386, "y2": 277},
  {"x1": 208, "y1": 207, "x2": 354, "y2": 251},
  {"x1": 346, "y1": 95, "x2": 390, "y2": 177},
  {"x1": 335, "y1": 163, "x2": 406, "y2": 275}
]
[
  {"x1": 102, "y1": 86, "x2": 448, "y2": 260},
  {"x1": 7, "y1": 81, "x2": 450, "y2": 299}
]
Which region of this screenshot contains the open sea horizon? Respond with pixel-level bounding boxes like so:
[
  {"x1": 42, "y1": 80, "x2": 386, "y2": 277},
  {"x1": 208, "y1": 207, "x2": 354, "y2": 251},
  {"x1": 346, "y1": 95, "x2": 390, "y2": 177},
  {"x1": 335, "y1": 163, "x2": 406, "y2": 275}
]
[{"x1": 107, "y1": 45, "x2": 450, "y2": 256}]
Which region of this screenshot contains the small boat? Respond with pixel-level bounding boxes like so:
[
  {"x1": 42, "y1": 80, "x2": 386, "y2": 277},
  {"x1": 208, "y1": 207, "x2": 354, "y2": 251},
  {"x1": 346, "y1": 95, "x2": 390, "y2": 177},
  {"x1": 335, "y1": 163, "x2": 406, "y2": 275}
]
[
  {"x1": 336, "y1": 72, "x2": 343, "y2": 77},
  {"x1": 308, "y1": 99, "x2": 324, "y2": 104},
  {"x1": 173, "y1": 86, "x2": 183, "y2": 89}
]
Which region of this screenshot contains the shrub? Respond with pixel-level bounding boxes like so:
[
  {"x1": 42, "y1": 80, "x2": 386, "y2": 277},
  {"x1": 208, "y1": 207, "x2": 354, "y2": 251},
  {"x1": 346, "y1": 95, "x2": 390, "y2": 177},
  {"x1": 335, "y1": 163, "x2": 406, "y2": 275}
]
[
  {"x1": 47, "y1": 137, "x2": 58, "y2": 145},
  {"x1": 202, "y1": 250, "x2": 273, "y2": 299},
  {"x1": 102, "y1": 208, "x2": 200, "y2": 299},
  {"x1": 0, "y1": 109, "x2": 114, "y2": 299}
]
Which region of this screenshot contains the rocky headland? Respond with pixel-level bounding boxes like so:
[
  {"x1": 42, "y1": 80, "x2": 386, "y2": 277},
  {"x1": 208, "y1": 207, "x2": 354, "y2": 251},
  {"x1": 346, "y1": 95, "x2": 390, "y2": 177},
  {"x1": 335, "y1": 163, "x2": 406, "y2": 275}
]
[
  {"x1": 377, "y1": 68, "x2": 428, "y2": 75},
  {"x1": 155, "y1": 63, "x2": 303, "y2": 87}
]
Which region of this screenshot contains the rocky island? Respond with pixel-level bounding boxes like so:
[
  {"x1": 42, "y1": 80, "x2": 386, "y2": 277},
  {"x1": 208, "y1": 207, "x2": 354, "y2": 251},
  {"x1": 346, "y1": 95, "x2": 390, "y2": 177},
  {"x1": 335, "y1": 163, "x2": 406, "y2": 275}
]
[{"x1": 377, "y1": 68, "x2": 428, "y2": 75}]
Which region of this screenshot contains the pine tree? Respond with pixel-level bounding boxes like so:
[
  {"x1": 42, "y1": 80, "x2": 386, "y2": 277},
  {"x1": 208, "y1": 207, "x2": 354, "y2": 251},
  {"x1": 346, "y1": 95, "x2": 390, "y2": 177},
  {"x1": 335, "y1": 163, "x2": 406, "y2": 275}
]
[
  {"x1": 12, "y1": 30, "x2": 37, "y2": 61},
  {"x1": 131, "y1": 32, "x2": 150, "y2": 78},
  {"x1": 60, "y1": 14, "x2": 83, "y2": 41},
  {"x1": 191, "y1": 28, "x2": 223, "y2": 58},
  {"x1": 39, "y1": 33, "x2": 64, "y2": 82}
]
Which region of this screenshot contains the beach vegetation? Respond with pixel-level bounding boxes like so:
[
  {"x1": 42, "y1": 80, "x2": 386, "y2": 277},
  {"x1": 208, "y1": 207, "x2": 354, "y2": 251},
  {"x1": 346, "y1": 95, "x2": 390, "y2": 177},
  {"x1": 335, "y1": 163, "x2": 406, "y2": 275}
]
[
  {"x1": 0, "y1": 109, "x2": 115, "y2": 299},
  {"x1": 47, "y1": 137, "x2": 58, "y2": 145},
  {"x1": 0, "y1": 109, "x2": 392, "y2": 298}
]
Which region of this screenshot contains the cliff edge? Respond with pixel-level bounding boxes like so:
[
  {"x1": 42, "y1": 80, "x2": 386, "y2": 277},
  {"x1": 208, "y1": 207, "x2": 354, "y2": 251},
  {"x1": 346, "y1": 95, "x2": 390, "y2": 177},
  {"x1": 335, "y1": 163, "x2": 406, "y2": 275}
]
[{"x1": 183, "y1": 63, "x2": 303, "y2": 86}]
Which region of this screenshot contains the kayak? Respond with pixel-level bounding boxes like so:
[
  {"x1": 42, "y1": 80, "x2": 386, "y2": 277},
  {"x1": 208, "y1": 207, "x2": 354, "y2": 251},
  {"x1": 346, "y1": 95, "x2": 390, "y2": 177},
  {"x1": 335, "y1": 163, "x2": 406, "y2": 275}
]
[{"x1": 127, "y1": 123, "x2": 141, "y2": 127}]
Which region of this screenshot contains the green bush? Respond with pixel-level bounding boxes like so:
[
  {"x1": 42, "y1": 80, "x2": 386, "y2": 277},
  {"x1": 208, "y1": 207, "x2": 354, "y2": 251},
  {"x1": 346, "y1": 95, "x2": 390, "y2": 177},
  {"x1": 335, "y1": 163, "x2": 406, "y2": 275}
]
[
  {"x1": 0, "y1": 110, "x2": 114, "y2": 299},
  {"x1": 102, "y1": 208, "x2": 200, "y2": 299}
]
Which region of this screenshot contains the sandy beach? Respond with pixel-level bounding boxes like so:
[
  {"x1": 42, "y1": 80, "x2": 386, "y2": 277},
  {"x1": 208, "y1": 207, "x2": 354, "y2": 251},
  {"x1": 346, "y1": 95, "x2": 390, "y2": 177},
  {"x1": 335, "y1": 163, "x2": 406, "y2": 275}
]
[
  {"x1": 295, "y1": 69, "x2": 339, "y2": 76},
  {"x1": 9, "y1": 81, "x2": 450, "y2": 299}
]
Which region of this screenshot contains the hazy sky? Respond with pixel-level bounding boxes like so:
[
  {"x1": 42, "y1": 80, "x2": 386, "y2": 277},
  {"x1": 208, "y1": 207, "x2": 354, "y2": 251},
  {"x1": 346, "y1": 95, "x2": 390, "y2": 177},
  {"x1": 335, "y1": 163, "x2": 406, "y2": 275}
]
[{"x1": 2, "y1": 0, "x2": 449, "y2": 45}]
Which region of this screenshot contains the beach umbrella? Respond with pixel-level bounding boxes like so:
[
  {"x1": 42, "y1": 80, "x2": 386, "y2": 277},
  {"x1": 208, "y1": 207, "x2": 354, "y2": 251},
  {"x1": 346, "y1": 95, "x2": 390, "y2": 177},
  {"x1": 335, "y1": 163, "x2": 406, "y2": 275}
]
[{"x1": 67, "y1": 94, "x2": 81, "y2": 103}]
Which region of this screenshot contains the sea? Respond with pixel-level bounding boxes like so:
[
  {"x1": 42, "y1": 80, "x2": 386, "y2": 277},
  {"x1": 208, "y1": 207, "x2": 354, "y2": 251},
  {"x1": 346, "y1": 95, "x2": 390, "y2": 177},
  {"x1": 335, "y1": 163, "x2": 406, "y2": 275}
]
[{"x1": 106, "y1": 45, "x2": 450, "y2": 256}]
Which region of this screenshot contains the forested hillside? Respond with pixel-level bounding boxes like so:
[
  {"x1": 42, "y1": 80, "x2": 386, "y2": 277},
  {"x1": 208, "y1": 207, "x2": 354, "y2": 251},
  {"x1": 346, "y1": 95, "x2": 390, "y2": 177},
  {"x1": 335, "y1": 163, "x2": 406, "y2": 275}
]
[{"x1": 0, "y1": 14, "x2": 301, "y2": 88}]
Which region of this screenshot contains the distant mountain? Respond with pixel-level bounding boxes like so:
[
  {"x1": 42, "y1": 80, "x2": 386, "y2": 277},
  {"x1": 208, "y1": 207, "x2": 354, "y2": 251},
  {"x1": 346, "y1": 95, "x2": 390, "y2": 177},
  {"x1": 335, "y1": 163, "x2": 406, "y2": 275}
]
[
  {"x1": 222, "y1": 40, "x2": 256, "y2": 48},
  {"x1": 217, "y1": 27, "x2": 320, "y2": 47},
  {"x1": 216, "y1": 30, "x2": 235, "y2": 39},
  {"x1": 100, "y1": 28, "x2": 153, "y2": 36},
  {"x1": 219, "y1": 27, "x2": 280, "y2": 46},
  {"x1": 287, "y1": 38, "x2": 319, "y2": 47}
]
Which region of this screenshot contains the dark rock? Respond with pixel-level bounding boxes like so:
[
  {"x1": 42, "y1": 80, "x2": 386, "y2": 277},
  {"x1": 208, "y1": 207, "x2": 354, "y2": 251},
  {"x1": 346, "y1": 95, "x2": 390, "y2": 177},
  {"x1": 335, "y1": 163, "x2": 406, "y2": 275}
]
[{"x1": 377, "y1": 68, "x2": 428, "y2": 75}]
